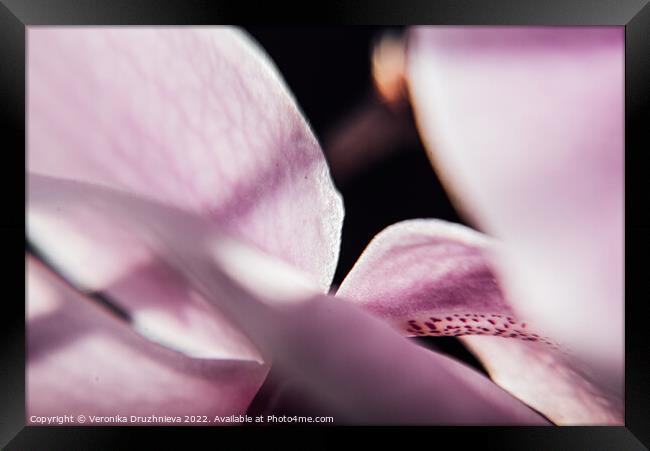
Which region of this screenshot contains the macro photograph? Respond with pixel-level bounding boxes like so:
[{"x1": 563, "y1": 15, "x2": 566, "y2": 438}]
[
  {"x1": 0, "y1": 1, "x2": 647, "y2": 447},
  {"x1": 24, "y1": 25, "x2": 623, "y2": 427}
]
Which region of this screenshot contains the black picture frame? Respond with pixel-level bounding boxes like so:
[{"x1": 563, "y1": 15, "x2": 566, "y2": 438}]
[{"x1": 2, "y1": 0, "x2": 648, "y2": 449}]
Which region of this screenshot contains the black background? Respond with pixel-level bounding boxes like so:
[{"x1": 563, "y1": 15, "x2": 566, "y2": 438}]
[
  {"x1": 2, "y1": 0, "x2": 649, "y2": 449},
  {"x1": 246, "y1": 26, "x2": 492, "y2": 406},
  {"x1": 246, "y1": 26, "x2": 465, "y2": 286},
  {"x1": 243, "y1": 27, "x2": 489, "y2": 410}
]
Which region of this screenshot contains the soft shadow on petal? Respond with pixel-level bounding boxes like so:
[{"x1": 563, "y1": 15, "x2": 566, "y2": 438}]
[
  {"x1": 28, "y1": 174, "x2": 547, "y2": 425},
  {"x1": 263, "y1": 296, "x2": 548, "y2": 424},
  {"x1": 27, "y1": 27, "x2": 343, "y2": 366},
  {"x1": 337, "y1": 219, "x2": 622, "y2": 424},
  {"x1": 406, "y1": 27, "x2": 623, "y2": 395},
  {"x1": 29, "y1": 174, "x2": 269, "y2": 364},
  {"x1": 27, "y1": 26, "x2": 343, "y2": 292},
  {"x1": 27, "y1": 256, "x2": 267, "y2": 423}
]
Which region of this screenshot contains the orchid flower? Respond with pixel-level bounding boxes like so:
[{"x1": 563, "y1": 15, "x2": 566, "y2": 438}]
[{"x1": 26, "y1": 26, "x2": 622, "y2": 425}]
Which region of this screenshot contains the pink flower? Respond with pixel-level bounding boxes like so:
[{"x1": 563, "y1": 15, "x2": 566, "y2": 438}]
[{"x1": 26, "y1": 26, "x2": 622, "y2": 425}]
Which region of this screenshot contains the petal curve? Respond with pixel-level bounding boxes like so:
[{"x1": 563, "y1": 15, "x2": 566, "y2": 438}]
[
  {"x1": 28, "y1": 174, "x2": 547, "y2": 425},
  {"x1": 337, "y1": 219, "x2": 622, "y2": 424},
  {"x1": 27, "y1": 256, "x2": 267, "y2": 423},
  {"x1": 28, "y1": 26, "x2": 343, "y2": 292},
  {"x1": 28, "y1": 26, "x2": 344, "y2": 365},
  {"x1": 406, "y1": 26, "x2": 623, "y2": 393}
]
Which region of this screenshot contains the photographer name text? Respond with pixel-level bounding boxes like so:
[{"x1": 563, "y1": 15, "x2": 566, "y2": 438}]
[{"x1": 29, "y1": 414, "x2": 334, "y2": 425}]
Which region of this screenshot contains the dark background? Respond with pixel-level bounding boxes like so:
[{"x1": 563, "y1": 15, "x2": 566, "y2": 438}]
[
  {"x1": 244, "y1": 27, "x2": 490, "y2": 414},
  {"x1": 246, "y1": 27, "x2": 465, "y2": 284}
]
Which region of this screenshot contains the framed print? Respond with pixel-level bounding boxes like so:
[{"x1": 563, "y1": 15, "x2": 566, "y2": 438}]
[{"x1": 2, "y1": 0, "x2": 649, "y2": 449}]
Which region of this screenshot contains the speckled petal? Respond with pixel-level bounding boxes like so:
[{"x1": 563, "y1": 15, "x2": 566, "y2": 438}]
[
  {"x1": 337, "y1": 219, "x2": 622, "y2": 424},
  {"x1": 28, "y1": 174, "x2": 547, "y2": 425},
  {"x1": 407, "y1": 26, "x2": 623, "y2": 396}
]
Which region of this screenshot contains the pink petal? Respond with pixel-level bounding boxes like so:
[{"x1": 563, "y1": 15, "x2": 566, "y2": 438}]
[
  {"x1": 28, "y1": 174, "x2": 547, "y2": 424},
  {"x1": 337, "y1": 219, "x2": 622, "y2": 424},
  {"x1": 337, "y1": 220, "x2": 511, "y2": 325},
  {"x1": 28, "y1": 27, "x2": 343, "y2": 366},
  {"x1": 264, "y1": 296, "x2": 547, "y2": 424},
  {"x1": 27, "y1": 256, "x2": 267, "y2": 423},
  {"x1": 30, "y1": 172, "x2": 264, "y2": 363},
  {"x1": 406, "y1": 27, "x2": 623, "y2": 391},
  {"x1": 28, "y1": 26, "x2": 343, "y2": 292}
]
